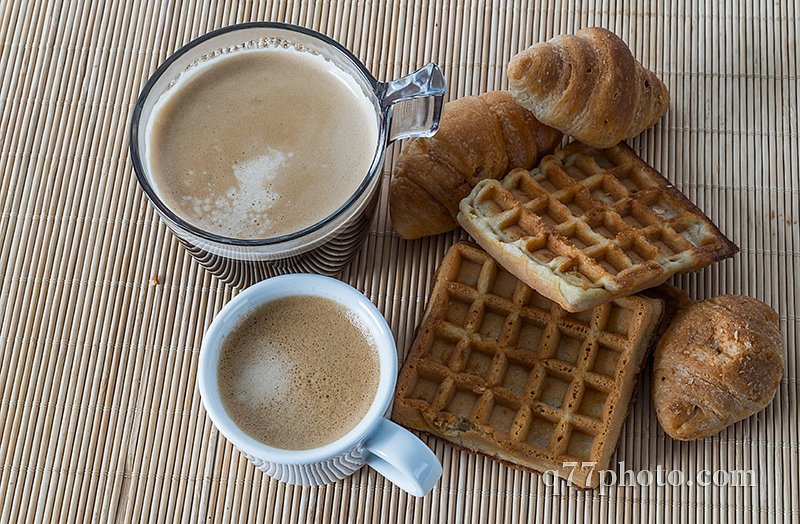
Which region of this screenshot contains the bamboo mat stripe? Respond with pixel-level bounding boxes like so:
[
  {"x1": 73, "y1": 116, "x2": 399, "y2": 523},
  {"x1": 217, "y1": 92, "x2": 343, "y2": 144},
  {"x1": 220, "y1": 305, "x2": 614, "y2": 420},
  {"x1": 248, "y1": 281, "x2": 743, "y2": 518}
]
[{"x1": 0, "y1": 1, "x2": 798, "y2": 522}]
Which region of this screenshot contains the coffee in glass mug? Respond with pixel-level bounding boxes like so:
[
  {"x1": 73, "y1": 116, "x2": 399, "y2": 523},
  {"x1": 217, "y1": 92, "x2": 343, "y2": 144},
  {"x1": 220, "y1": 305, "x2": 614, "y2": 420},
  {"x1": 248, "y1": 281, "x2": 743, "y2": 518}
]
[
  {"x1": 145, "y1": 47, "x2": 379, "y2": 240},
  {"x1": 130, "y1": 23, "x2": 445, "y2": 286}
]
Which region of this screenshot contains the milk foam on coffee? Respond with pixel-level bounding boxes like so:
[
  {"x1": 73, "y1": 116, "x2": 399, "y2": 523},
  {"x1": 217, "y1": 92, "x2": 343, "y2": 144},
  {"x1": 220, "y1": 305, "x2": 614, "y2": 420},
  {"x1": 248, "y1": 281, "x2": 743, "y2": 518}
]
[
  {"x1": 145, "y1": 46, "x2": 379, "y2": 239},
  {"x1": 217, "y1": 295, "x2": 380, "y2": 450}
]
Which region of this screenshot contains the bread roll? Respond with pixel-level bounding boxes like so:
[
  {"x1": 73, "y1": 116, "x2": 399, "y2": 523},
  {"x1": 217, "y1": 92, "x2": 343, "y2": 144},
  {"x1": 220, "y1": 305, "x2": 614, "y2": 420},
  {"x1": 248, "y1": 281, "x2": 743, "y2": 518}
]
[
  {"x1": 653, "y1": 295, "x2": 784, "y2": 441},
  {"x1": 389, "y1": 91, "x2": 562, "y2": 240},
  {"x1": 507, "y1": 27, "x2": 669, "y2": 148}
]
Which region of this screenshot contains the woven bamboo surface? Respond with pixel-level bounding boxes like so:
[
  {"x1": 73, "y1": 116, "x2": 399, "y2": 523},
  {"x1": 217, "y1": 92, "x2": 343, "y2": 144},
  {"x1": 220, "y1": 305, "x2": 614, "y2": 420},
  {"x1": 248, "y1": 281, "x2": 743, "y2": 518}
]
[{"x1": 0, "y1": 1, "x2": 798, "y2": 522}]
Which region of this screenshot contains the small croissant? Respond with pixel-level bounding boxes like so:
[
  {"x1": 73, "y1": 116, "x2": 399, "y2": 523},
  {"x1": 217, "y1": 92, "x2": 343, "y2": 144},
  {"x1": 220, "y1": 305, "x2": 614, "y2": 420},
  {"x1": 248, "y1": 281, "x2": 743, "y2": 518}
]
[
  {"x1": 390, "y1": 91, "x2": 562, "y2": 240},
  {"x1": 508, "y1": 27, "x2": 669, "y2": 148}
]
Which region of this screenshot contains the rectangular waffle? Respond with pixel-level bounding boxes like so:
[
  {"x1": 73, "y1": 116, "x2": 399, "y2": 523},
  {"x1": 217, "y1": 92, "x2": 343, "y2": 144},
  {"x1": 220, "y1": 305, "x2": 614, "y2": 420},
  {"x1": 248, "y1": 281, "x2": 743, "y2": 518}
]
[
  {"x1": 457, "y1": 142, "x2": 738, "y2": 312},
  {"x1": 392, "y1": 242, "x2": 663, "y2": 488}
]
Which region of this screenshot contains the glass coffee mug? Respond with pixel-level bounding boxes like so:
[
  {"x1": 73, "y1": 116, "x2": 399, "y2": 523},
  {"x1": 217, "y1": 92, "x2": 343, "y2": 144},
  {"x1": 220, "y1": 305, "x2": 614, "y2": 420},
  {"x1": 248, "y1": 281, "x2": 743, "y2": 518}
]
[
  {"x1": 129, "y1": 22, "x2": 445, "y2": 288},
  {"x1": 198, "y1": 274, "x2": 443, "y2": 496}
]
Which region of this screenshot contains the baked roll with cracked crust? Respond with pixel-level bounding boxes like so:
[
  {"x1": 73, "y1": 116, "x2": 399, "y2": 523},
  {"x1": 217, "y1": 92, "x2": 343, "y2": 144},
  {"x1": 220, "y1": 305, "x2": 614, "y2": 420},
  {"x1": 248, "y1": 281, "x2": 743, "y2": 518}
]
[{"x1": 653, "y1": 295, "x2": 784, "y2": 441}]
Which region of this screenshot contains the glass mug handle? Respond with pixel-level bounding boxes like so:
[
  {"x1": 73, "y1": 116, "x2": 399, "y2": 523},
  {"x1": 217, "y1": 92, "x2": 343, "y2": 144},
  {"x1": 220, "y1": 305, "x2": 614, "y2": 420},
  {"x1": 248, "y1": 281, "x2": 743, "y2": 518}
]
[
  {"x1": 379, "y1": 63, "x2": 446, "y2": 143},
  {"x1": 363, "y1": 418, "x2": 443, "y2": 497}
]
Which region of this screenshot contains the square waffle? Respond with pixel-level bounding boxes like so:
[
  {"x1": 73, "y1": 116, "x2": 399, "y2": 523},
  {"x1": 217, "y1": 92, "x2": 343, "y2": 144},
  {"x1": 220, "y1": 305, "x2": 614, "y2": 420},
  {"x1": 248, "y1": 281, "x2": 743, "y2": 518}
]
[
  {"x1": 392, "y1": 242, "x2": 664, "y2": 488},
  {"x1": 457, "y1": 142, "x2": 738, "y2": 312}
]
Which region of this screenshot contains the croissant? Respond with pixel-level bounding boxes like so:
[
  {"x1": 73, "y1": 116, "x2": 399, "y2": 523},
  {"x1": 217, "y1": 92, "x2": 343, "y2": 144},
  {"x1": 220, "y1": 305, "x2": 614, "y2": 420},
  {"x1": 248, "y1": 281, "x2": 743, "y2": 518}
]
[
  {"x1": 653, "y1": 295, "x2": 784, "y2": 441},
  {"x1": 507, "y1": 27, "x2": 669, "y2": 148},
  {"x1": 389, "y1": 91, "x2": 562, "y2": 240}
]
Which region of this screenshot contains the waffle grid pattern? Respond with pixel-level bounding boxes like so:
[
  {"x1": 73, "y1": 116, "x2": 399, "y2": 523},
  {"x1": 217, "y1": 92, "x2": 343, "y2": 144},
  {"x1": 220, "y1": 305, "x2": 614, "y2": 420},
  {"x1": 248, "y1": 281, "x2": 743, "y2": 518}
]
[
  {"x1": 459, "y1": 142, "x2": 737, "y2": 311},
  {"x1": 394, "y1": 243, "x2": 662, "y2": 488}
]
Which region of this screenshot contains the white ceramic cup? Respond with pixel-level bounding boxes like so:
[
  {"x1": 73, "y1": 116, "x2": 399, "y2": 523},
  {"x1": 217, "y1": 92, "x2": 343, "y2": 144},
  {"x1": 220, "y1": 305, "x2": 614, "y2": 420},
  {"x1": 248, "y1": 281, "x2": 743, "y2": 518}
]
[{"x1": 198, "y1": 274, "x2": 442, "y2": 497}]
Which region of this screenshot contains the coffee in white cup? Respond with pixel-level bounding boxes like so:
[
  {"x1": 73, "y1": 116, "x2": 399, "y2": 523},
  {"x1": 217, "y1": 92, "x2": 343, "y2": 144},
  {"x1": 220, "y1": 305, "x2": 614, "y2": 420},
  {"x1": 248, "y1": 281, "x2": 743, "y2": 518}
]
[
  {"x1": 198, "y1": 274, "x2": 443, "y2": 496},
  {"x1": 217, "y1": 295, "x2": 380, "y2": 450}
]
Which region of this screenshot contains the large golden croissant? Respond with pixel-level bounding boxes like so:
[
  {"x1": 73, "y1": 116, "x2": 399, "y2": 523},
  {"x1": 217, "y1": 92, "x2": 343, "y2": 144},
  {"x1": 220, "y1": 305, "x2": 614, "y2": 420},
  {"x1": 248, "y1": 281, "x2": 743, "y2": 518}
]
[
  {"x1": 389, "y1": 91, "x2": 562, "y2": 240},
  {"x1": 507, "y1": 27, "x2": 669, "y2": 148}
]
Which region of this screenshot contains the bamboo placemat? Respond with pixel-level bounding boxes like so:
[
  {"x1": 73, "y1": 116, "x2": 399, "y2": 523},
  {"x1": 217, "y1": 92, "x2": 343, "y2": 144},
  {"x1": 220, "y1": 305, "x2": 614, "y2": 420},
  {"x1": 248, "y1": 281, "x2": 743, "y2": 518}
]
[{"x1": 1, "y1": 1, "x2": 798, "y2": 522}]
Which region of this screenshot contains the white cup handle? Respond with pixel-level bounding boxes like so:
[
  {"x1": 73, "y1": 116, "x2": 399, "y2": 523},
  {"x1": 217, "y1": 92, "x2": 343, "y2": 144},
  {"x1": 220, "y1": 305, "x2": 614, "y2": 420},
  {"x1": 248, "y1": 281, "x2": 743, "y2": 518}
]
[{"x1": 362, "y1": 418, "x2": 442, "y2": 497}]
